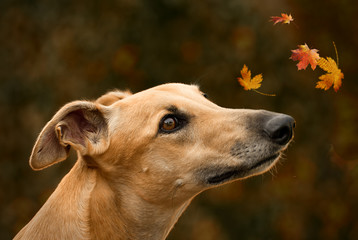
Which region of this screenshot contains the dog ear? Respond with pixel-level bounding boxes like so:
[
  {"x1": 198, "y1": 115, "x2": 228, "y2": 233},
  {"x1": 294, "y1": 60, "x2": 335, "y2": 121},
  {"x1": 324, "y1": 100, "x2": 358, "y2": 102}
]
[
  {"x1": 96, "y1": 90, "x2": 132, "y2": 106},
  {"x1": 29, "y1": 101, "x2": 109, "y2": 170}
]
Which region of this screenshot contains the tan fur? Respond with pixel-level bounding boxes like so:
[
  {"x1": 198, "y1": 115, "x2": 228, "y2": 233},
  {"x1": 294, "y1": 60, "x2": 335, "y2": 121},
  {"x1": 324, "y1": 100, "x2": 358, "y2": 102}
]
[{"x1": 14, "y1": 83, "x2": 294, "y2": 240}]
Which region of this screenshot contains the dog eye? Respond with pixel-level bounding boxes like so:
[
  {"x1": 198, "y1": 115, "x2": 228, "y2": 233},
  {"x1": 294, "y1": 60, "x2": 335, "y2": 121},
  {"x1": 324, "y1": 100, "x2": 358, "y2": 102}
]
[
  {"x1": 159, "y1": 114, "x2": 187, "y2": 133},
  {"x1": 162, "y1": 117, "x2": 178, "y2": 131},
  {"x1": 162, "y1": 117, "x2": 177, "y2": 131},
  {"x1": 202, "y1": 93, "x2": 209, "y2": 99}
]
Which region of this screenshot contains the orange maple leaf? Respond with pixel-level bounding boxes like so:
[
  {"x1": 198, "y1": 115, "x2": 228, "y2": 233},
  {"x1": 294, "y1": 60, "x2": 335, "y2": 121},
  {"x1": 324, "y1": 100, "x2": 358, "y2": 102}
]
[
  {"x1": 270, "y1": 13, "x2": 294, "y2": 25},
  {"x1": 290, "y1": 44, "x2": 320, "y2": 70},
  {"x1": 316, "y1": 57, "x2": 344, "y2": 92},
  {"x1": 238, "y1": 65, "x2": 262, "y2": 90},
  {"x1": 237, "y1": 65, "x2": 275, "y2": 96}
]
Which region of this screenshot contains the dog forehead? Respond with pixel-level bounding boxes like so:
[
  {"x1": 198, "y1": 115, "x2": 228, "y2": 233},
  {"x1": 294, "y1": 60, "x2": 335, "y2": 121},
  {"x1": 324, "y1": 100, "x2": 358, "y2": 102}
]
[
  {"x1": 144, "y1": 83, "x2": 201, "y2": 97},
  {"x1": 120, "y1": 83, "x2": 202, "y2": 105},
  {"x1": 106, "y1": 83, "x2": 204, "y2": 135},
  {"x1": 106, "y1": 83, "x2": 213, "y2": 126}
]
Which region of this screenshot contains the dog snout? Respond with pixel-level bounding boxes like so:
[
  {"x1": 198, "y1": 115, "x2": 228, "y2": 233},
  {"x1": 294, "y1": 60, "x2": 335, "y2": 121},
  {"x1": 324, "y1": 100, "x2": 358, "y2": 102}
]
[{"x1": 263, "y1": 114, "x2": 295, "y2": 145}]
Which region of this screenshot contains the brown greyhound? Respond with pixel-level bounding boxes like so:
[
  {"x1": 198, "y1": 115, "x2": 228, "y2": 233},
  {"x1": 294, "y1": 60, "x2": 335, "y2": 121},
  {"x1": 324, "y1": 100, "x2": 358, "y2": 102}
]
[{"x1": 14, "y1": 83, "x2": 295, "y2": 240}]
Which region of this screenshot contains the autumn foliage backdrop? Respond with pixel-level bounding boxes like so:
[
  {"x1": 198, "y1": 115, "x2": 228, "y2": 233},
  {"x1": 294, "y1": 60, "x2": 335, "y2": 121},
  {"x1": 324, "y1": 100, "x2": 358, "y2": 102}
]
[{"x1": 1, "y1": 0, "x2": 358, "y2": 239}]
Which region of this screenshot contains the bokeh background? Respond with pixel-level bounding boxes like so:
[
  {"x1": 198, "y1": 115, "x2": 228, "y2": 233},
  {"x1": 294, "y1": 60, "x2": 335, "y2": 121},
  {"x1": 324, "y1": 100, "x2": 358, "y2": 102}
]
[{"x1": 1, "y1": 0, "x2": 358, "y2": 239}]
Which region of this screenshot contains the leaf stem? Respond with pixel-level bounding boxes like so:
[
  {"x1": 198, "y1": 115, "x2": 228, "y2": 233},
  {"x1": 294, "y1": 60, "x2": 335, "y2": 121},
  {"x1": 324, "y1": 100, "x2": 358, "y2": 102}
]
[
  {"x1": 292, "y1": 21, "x2": 300, "y2": 30},
  {"x1": 253, "y1": 89, "x2": 276, "y2": 96},
  {"x1": 333, "y1": 41, "x2": 339, "y2": 66}
]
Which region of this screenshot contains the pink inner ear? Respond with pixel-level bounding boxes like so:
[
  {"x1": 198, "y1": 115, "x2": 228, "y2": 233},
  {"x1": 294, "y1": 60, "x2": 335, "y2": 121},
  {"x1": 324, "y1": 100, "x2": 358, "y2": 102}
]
[{"x1": 61, "y1": 110, "x2": 97, "y2": 147}]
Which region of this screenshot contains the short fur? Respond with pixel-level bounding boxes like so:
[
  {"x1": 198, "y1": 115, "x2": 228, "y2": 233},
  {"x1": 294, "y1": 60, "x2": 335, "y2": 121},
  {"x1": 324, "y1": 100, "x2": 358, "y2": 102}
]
[{"x1": 15, "y1": 83, "x2": 294, "y2": 240}]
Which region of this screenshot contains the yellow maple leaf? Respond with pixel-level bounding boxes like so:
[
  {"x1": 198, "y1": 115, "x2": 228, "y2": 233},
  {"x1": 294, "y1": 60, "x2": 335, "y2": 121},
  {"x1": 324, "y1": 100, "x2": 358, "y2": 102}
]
[
  {"x1": 238, "y1": 65, "x2": 262, "y2": 90},
  {"x1": 316, "y1": 57, "x2": 344, "y2": 92},
  {"x1": 237, "y1": 65, "x2": 275, "y2": 96}
]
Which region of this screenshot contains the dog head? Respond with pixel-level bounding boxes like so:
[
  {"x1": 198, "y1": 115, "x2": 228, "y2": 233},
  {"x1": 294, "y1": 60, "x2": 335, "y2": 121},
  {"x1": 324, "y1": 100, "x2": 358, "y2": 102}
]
[{"x1": 30, "y1": 83, "x2": 294, "y2": 205}]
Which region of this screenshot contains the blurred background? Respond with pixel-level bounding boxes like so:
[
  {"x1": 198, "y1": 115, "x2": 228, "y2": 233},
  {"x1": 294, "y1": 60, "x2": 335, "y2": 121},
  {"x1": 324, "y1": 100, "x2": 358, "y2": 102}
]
[{"x1": 1, "y1": 0, "x2": 358, "y2": 239}]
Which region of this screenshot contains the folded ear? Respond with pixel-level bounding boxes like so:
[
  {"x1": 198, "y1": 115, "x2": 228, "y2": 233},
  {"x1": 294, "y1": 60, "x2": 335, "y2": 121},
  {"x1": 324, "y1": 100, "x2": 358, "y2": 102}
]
[
  {"x1": 30, "y1": 101, "x2": 109, "y2": 170},
  {"x1": 96, "y1": 90, "x2": 132, "y2": 106}
]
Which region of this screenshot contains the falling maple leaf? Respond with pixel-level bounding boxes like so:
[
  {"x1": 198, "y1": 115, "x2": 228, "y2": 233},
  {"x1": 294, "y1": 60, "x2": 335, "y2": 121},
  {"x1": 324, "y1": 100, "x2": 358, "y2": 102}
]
[
  {"x1": 237, "y1": 65, "x2": 275, "y2": 96},
  {"x1": 316, "y1": 57, "x2": 344, "y2": 92},
  {"x1": 270, "y1": 13, "x2": 294, "y2": 25},
  {"x1": 238, "y1": 65, "x2": 262, "y2": 90},
  {"x1": 290, "y1": 44, "x2": 320, "y2": 70}
]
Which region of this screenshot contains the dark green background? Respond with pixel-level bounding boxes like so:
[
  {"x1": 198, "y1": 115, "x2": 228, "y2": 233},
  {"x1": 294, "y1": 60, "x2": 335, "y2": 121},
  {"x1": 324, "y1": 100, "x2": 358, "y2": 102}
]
[{"x1": 1, "y1": 0, "x2": 358, "y2": 239}]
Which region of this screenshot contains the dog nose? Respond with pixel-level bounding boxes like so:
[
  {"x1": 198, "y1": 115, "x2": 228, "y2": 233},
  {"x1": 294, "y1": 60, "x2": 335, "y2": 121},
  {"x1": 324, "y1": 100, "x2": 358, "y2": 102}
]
[{"x1": 264, "y1": 114, "x2": 295, "y2": 145}]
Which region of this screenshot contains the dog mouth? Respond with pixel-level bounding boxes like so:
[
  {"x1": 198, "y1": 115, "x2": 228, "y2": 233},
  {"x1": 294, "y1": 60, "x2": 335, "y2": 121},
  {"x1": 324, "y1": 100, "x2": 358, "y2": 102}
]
[{"x1": 204, "y1": 153, "x2": 280, "y2": 185}]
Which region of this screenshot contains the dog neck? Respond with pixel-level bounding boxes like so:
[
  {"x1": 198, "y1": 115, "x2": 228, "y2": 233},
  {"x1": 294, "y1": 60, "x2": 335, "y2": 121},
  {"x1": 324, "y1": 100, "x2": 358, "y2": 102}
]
[
  {"x1": 16, "y1": 158, "x2": 192, "y2": 240},
  {"x1": 15, "y1": 160, "x2": 97, "y2": 239},
  {"x1": 89, "y1": 161, "x2": 192, "y2": 240}
]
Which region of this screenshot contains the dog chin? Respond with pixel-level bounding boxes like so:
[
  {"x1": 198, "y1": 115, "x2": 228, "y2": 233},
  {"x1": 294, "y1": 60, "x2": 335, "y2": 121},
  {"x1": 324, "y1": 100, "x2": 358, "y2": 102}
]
[{"x1": 200, "y1": 152, "x2": 281, "y2": 186}]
